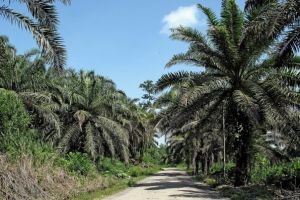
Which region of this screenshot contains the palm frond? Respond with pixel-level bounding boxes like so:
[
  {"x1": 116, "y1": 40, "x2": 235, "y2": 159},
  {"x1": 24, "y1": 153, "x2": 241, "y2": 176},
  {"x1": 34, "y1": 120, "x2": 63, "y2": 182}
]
[
  {"x1": 85, "y1": 121, "x2": 96, "y2": 160},
  {"x1": 0, "y1": 6, "x2": 66, "y2": 69}
]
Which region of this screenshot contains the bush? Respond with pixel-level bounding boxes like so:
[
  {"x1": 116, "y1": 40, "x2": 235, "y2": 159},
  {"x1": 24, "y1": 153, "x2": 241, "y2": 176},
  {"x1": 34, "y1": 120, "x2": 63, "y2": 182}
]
[
  {"x1": 251, "y1": 154, "x2": 300, "y2": 190},
  {"x1": 204, "y1": 178, "x2": 219, "y2": 187},
  {"x1": 4, "y1": 129, "x2": 56, "y2": 164},
  {"x1": 143, "y1": 147, "x2": 165, "y2": 165},
  {"x1": 127, "y1": 179, "x2": 137, "y2": 187},
  {"x1": 57, "y1": 152, "x2": 96, "y2": 176},
  {"x1": 129, "y1": 165, "x2": 158, "y2": 177},
  {"x1": 129, "y1": 166, "x2": 143, "y2": 177},
  {"x1": 0, "y1": 89, "x2": 31, "y2": 153},
  {"x1": 97, "y1": 157, "x2": 159, "y2": 179},
  {"x1": 0, "y1": 89, "x2": 30, "y2": 134},
  {"x1": 210, "y1": 162, "x2": 235, "y2": 175},
  {"x1": 97, "y1": 158, "x2": 130, "y2": 178}
]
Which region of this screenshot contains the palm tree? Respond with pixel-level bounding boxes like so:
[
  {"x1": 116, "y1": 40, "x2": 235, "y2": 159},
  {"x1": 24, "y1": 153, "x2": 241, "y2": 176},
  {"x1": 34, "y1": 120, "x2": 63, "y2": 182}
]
[
  {"x1": 59, "y1": 71, "x2": 130, "y2": 162},
  {"x1": 0, "y1": 0, "x2": 70, "y2": 69},
  {"x1": 156, "y1": 0, "x2": 300, "y2": 186},
  {"x1": 245, "y1": 0, "x2": 300, "y2": 62},
  {"x1": 0, "y1": 36, "x2": 62, "y2": 141},
  {"x1": 123, "y1": 98, "x2": 157, "y2": 160}
]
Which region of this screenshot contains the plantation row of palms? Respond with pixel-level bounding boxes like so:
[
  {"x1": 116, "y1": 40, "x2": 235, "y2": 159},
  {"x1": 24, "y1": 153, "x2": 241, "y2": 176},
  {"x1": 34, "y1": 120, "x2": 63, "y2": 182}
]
[
  {"x1": 0, "y1": 36, "x2": 156, "y2": 163},
  {"x1": 156, "y1": 0, "x2": 300, "y2": 186}
]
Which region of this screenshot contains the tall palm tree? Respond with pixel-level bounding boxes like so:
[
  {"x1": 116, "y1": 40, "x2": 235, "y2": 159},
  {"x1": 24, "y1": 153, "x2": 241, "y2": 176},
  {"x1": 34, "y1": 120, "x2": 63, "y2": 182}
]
[
  {"x1": 156, "y1": 0, "x2": 300, "y2": 186},
  {"x1": 0, "y1": 0, "x2": 70, "y2": 68}
]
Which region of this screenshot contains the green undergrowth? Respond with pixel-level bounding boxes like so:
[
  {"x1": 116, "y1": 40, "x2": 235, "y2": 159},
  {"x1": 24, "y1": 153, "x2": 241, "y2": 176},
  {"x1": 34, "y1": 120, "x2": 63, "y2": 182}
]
[
  {"x1": 186, "y1": 157, "x2": 300, "y2": 199},
  {"x1": 98, "y1": 157, "x2": 162, "y2": 177}
]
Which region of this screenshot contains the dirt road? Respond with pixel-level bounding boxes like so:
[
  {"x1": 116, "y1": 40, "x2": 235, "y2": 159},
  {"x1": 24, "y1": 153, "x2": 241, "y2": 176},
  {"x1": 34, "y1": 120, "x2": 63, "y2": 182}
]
[{"x1": 104, "y1": 168, "x2": 227, "y2": 200}]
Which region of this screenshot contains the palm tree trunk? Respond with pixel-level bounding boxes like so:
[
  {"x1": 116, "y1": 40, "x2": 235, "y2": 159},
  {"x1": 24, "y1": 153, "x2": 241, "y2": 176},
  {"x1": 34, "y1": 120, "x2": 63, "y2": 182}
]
[
  {"x1": 195, "y1": 154, "x2": 200, "y2": 175},
  {"x1": 222, "y1": 105, "x2": 226, "y2": 178},
  {"x1": 234, "y1": 111, "x2": 252, "y2": 186},
  {"x1": 192, "y1": 151, "x2": 197, "y2": 175},
  {"x1": 204, "y1": 153, "x2": 208, "y2": 176},
  {"x1": 186, "y1": 155, "x2": 191, "y2": 170}
]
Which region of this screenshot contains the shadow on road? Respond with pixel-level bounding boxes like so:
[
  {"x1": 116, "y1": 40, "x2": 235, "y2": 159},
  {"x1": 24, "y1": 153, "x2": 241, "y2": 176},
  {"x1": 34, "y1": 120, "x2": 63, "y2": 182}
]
[{"x1": 133, "y1": 169, "x2": 224, "y2": 199}]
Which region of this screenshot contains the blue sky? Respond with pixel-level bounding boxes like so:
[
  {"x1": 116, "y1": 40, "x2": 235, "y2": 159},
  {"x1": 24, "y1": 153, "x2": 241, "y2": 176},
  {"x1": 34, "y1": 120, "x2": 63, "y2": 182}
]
[{"x1": 0, "y1": 0, "x2": 244, "y2": 99}]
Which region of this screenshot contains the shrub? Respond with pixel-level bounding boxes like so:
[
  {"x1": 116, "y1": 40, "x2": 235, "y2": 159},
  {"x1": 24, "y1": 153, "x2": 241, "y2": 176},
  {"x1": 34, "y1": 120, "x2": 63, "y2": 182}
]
[
  {"x1": 97, "y1": 158, "x2": 130, "y2": 178},
  {"x1": 129, "y1": 166, "x2": 143, "y2": 177},
  {"x1": 57, "y1": 152, "x2": 96, "y2": 176},
  {"x1": 97, "y1": 158, "x2": 127, "y2": 173},
  {"x1": 251, "y1": 154, "x2": 300, "y2": 190},
  {"x1": 210, "y1": 162, "x2": 235, "y2": 175},
  {"x1": 143, "y1": 147, "x2": 165, "y2": 165},
  {"x1": 96, "y1": 158, "x2": 159, "y2": 179},
  {"x1": 4, "y1": 129, "x2": 56, "y2": 164},
  {"x1": 0, "y1": 89, "x2": 30, "y2": 134},
  {"x1": 127, "y1": 179, "x2": 137, "y2": 187},
  {"x1": 204, "y1": 178, "x2": 219, "y2": 187},
  {"x1": 128, "y1": 165, "x2": 158, "y2": 177},
  {"x1": 0, "y1": 89, "x2": 31, "y2": 153}
]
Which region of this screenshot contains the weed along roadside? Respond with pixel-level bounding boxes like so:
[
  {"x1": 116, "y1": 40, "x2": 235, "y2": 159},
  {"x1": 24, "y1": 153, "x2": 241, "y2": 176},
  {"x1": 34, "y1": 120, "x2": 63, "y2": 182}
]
[{"x1": 71, "y1": 160, "x2": 162, "y2": 200}]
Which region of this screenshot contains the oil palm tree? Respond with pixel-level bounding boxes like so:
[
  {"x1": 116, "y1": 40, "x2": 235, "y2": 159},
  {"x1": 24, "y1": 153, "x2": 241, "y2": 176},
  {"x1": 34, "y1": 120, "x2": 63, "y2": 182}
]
[
  {"x1": 59, "y1": 71, "x2": 130, "y2": 162},
  {"x1": 156, "y1": 0, "x2": 300, "y2": 186},
  {"x1": 0, "y1": 36, "x2": 62, "y2": 141},
  {"x1": 0, "y1": 0, "x2": 70, "y2": 68}
]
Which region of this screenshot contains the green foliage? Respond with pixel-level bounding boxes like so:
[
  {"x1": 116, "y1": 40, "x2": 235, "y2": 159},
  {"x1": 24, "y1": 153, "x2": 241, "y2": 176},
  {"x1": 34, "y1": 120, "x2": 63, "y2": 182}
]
[
  {"x1": 127, "y1": 179, "x2": 137, "y2": 187},
  {"x1": 143, "y1": 147, "x2": 165, "y2": 165},
  {"x1": 0, "y1": 89, "x2": 30, "y2": 134},
  {"x1": 139, "y1": 80, "x2": 156, "y2": 110},
  {"x1": 252, "y1": 154, "x2": 300, "y2": 189},
  {"x1": 251, "y1": 153, "x2": 271, "y2": 183},
  {"x1": 4, "y1": 129, "x2": 56, "y2": 164},
  {"x1": 128, "y1": 166, "x2": 143, "y2": 177},
  {"x1": 98, "y1": 158, "x2": 127, "y2": 173},
  {"x1": 204, "y1": 178, "x2": 219, "y2": 187},
  {"x1": 0, "y1": 0, "x2": 68, "y2": 68},
  {"x1": 128, "y1": 166, "x2": 158, "y2": 177},
  {"x1": 210, "y1": 162, "x2": 235, "y2": 175},
  {"x1": 0, "y1": 89, "x2": 58, "y2": 166},
  {"x1": 57, "y1": 152, "x2": 96, "y2": 176},
  {"x1": 97, "y1": 157, "x2": 160, "y2": 179},
  {"x1": 97, "y1": 158, "x2": 129, "y2": 178}
]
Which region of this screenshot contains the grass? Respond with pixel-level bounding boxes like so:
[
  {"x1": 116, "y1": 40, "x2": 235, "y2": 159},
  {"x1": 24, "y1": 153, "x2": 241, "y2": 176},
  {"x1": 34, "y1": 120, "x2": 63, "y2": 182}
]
[{"x1": 71, "y1": 175, "x2": 148, "y2": 200}]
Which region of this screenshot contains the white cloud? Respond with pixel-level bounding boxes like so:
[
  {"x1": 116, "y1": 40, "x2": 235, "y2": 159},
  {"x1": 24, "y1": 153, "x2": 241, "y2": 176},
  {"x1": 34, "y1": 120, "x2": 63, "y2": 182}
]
[{"x1": 160, "y1": 5, "x2": 200, "y2": 35}]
